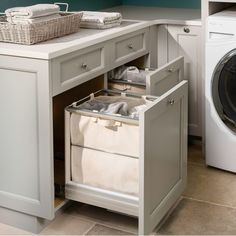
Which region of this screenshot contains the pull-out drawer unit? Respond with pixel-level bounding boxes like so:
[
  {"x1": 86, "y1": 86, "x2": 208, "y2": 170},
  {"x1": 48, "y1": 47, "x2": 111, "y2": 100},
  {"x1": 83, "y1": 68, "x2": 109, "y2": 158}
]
[
  {"x1": 65, "y1": 79, "x2": 188, "y2": 235},
  {"x1": 108, "y1": 56, "x2": 184, "y2": 97}
]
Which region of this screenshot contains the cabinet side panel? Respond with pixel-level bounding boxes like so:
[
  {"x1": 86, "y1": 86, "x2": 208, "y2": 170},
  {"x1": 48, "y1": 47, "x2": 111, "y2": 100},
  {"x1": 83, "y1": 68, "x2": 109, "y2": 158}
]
[
  {"x1": 0, "y1": 56, "x2": 54, "y2": 220},
  {"x1": 0, "y1": 69, "x2": 39, "y2": 200}
]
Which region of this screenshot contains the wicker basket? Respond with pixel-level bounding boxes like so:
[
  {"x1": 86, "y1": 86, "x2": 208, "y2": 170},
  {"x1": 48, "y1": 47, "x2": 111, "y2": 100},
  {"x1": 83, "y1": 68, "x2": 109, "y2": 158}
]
[{"x1": 0, "y1": 12, "x2": 83, "y2": 45}]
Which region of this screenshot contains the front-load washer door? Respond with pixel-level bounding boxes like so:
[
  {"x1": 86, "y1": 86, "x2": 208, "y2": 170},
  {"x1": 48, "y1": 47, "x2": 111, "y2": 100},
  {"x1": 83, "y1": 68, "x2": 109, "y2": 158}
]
[{"x1": 212, "y1": 49, "x2": 236, "y2": 132}]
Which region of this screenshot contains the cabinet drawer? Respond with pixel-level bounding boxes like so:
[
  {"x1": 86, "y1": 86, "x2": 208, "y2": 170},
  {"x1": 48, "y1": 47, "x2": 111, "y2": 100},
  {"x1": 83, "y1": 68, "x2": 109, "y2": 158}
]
[
  {"x1": 113, "y1": 29, "x2": 149, "y2": 66},
  {"x1": 52, "y1": 45, "x2": 106, "y2": 96},
  {"x1": 146, "y1": 56, "x2": 184, "y2": 96},
  {"x1": 61, "y1": 49, "x2": 102, "y2": 82},
  {"x1": 108, "y1": 56, "x2": 184, "y2": 97},
  {"x1": 65, "y1": 81, "x2": 188, "y2": 234}
]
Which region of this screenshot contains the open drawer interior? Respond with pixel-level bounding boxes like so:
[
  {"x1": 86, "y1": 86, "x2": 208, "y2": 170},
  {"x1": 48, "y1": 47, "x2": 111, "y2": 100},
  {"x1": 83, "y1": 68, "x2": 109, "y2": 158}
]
[
  {"x1": 65, "y1": 90, "x2": 158, "y2": 197},
  {"x1": 107, "y1": 55, "x2": 184, "y2": 97}
]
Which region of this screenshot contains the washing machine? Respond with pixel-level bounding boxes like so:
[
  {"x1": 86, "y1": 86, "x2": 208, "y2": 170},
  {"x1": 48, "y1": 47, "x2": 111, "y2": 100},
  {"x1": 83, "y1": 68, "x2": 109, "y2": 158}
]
[{"x1": 205, "y1": 6, "x2": 236, "y2": 172}]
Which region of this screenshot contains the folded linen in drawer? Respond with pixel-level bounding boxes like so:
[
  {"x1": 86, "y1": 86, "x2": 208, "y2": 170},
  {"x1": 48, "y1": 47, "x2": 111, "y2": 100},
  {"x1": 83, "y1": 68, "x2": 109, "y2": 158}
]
[
  {"x1": 71, "y1": 145, "x2": 139, "y2": 196},
  {"x1": 70, "y1": 113, "x2": 139, "y2": 157}
]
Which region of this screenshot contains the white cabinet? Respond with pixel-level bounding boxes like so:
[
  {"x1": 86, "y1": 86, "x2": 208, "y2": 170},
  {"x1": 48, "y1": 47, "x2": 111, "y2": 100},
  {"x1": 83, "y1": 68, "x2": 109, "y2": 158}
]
[
  {"x1": 65, "y1": 80, "x2": 188, "y2": 235},
  {"x1": 167, "y1": 25, "x2": 202, "y2": 137},
  {"x1": 161, "y1": 25, "x2": 202, "y2": 137},
  {"x1": 0, "y1": 25, "x2": 188, "y2": 235},
  {"x1": 0, "y1": 55, "x2": 54, "y2": 220}
]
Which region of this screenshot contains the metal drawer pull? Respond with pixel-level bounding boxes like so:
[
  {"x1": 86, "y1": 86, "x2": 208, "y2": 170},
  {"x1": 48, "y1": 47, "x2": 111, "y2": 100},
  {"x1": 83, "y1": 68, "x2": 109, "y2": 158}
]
[
  {"x1": 183, "y1": 27, "x2": 190, "y2": 33},
  {"x1": 81, "y1": 63, "x2": 88, "y2": 69},
  {"x1": 168, "y1": 99, "x2": 175, "y2": 105},
  {"x1": 167, "y1": 68, "x2": 174, "y2": 73},
  {"x1": 128, "y1": 44, "x2": 134, "y2": 49}
]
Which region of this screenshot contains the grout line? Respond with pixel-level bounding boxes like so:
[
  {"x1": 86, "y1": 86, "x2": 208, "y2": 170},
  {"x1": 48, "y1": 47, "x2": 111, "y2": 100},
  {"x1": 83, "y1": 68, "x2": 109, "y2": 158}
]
[
  {"x1": 95, "y1": 222, "x2": 137, "y2": 235},
  {"x1": 82, "y1": 222, "x2": 97, "y2": 236},
  {"x1": 64, "y1": 209, "x2": 137, "y2": 235},
  {"x1": 183, "y1": 196, "x2": 236, "y2": 210}
]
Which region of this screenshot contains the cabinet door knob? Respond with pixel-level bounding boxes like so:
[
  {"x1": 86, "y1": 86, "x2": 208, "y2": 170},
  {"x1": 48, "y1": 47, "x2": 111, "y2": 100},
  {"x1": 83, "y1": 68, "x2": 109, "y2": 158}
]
[
  {"x1": 168, "y1": 99, "x2": 175, "y2": 105},
  {"x1": 183, "y1": 27, "x2": 190, "y2": 33},
  {"x1": 81, "y1": 63, "x2": 88, "y2": 69},
  {"x1": 128, "y1": 44, "x2": 134, "y2": 49}
]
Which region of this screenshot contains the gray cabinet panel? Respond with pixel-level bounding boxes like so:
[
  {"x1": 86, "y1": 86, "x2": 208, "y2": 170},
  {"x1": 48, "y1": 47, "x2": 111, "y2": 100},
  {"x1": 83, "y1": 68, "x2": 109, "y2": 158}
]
[
  {"x1": 0, "y1": 56, "x2": 54, "y2": 220},
  {"x1": 139, "y1": 81, "x2": 188, "y2": 235},
  {"x1": 167, "y1": 25, "x2": 202, "y2": 136}
]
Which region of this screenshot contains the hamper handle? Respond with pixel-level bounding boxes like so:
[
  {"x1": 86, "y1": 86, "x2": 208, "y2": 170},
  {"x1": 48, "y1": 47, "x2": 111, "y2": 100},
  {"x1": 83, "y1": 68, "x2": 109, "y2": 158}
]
[
  {"x1": 93, "y1": 118, "x2": 122, "y2": 128},
  {"x1": 54, "y1": 2, "x2": 69, "y2": 12}
]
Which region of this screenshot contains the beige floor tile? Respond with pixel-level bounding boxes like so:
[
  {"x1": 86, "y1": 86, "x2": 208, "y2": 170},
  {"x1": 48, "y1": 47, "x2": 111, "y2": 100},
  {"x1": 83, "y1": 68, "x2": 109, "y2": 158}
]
[
  {"x1": 40, "y1": 213, "x2": 95, "y2": 235},
  {"x1": 157, "y1": 198, "x2": 236, "y2": 235},
  {"x1": 184, "y1": 164, "x2": 236, "y2": 207},
  {"x1": 0, "y1": 222, "x2": 31, "y2": 235},
  {"x1": 188, "y1": 142, "x2": 205, "y2": 166},
  {"x1": 64, "y1": 203, "x2": 138, "y2": 234},
  {"x1": 86, "y1": 224, "x2": 134, "y2": 235}
]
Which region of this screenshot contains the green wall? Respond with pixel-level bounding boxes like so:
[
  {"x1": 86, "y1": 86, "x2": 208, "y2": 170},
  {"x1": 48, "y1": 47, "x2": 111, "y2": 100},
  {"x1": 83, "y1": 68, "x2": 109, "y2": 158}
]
[
  {"x1": 0, "y1": 0, "x2": 122, "y2": 12},
  {"x1": 122, "y1": 0, "x2": 201, "y2": 9},
  {"x1": 0, "y1": 0, "x2": 200, "y2": 12}
]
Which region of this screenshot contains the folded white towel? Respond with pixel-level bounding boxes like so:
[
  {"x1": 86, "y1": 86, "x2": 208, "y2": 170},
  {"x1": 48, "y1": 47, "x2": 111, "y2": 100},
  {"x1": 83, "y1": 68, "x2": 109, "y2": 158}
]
[
  {"x1": 7, "y1": 13, "x2": 61, "y2": 24},
  {"x1": 80, "y1": 11, "x2": 122, "y2": 29},
  {"x1": 81, "y1": 11, "x2": 122, "y2": 24},
  {"x1": 5, "y1": 4, "x2": 60, "y2": 19},
  {"x1": 80, "y1": 21, "x2": 121, "y2": 29}
]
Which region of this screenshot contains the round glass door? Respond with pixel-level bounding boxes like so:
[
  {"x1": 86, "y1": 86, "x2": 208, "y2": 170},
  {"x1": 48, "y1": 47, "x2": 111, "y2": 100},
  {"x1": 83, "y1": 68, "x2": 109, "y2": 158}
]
[{"x1": 212, "y1": 49, "x2": 236, "y2": 132}]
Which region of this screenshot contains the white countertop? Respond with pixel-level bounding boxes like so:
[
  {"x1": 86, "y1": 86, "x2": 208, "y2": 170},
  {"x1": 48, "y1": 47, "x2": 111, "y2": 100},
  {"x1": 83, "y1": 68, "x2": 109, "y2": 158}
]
[
  {"x1": 0, "y1": 20, "x2": 151, "y2": 60},
  {"x1": 0, "y1": 6, "x2": 201, "y2": 60},
  {"x1": 106, "y1": 5, "x2": 201, "y2": 25}
]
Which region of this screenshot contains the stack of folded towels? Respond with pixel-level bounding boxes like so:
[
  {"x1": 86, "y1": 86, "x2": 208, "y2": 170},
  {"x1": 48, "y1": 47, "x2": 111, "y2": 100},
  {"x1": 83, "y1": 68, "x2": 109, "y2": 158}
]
[
  {"x1": 5, "y1": 4, "x2": 61, "y2": 24},
  {"x1": 80, "y1": 11, "x2": 122, "y2": 29}
]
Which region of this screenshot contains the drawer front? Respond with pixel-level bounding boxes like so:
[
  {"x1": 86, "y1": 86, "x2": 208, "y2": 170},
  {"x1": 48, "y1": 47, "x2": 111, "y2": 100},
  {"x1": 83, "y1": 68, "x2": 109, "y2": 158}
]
[
  {"x1": 113, "y1": 29, "x2": 149, "y2": 66},
  {"x1": 108, "y1": 56, "x2": 183, "y2": 97},
  {"x1": 139, "y1": 80, "x2": 188, "y2": 235},
  {"x1": 61, "y1": 48, "x2": 102, "y2": 83},
  {"x1": 146, "y1": 56, "x2": 184, "y2": 96},
  {"x1": 52, "y1": 45, "x2": 106, "y2": 96}
]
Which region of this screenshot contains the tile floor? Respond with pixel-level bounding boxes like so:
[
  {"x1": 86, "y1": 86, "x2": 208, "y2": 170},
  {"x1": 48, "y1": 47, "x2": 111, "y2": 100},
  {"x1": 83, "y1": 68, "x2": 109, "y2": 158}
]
[{"x1": 1, "y1": 141, "x2": 236, "y2": 235}]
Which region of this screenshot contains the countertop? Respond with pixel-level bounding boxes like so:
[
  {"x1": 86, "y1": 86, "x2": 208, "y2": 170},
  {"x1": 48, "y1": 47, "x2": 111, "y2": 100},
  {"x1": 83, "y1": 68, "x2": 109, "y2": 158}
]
[
  {"x1": 106, "y1": 5, "x2": 201, "y2": 25},
  {"x1": 0, "y1": 6, "x2": 202, "y2": 60}
]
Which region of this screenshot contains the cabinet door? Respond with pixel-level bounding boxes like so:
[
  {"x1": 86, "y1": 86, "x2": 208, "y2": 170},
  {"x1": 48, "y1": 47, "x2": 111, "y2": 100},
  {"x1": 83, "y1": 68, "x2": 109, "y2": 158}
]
[
  {"x1": 0, "y1": 56, "x2": 54, "y2": 220},
  {"x1": 167, "y1": 25, "x2": 202, "y2": 136},
  {"x1": 146, "y1": 56, "x2": 184, "y2": 96},
  {"x1": 139, "y1": 80, "x2": 188, "y2": 235}
]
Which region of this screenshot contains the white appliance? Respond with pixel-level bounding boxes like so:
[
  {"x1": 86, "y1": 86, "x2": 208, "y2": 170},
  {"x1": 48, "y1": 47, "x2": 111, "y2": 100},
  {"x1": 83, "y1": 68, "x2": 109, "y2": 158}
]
[{"x1": 206, "y1": 6, "x2": 236, "y2": 172}]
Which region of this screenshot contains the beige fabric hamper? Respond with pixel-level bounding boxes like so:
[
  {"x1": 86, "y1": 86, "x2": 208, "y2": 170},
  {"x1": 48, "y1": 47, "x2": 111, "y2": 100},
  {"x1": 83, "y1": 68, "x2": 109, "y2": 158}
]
[
  {"x1": 66, "y1": 90, "x2": 156, "y2": 196},
  {"x1": 71, "y1": 145, "x2": 139, "y2": 196}
]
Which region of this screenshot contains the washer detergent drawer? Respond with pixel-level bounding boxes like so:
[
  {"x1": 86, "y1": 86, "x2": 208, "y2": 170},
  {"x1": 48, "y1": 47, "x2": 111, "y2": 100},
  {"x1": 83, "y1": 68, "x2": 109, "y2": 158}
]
[
  {"x1": 52, "y1": 44, "x2": 106, "y2": 96},
  {"x1": 108, "y1": 56, "x2": 184, "y2": 97},
  {"x1": 65, "y1": 80, "x2": 188, "y2": 235}
]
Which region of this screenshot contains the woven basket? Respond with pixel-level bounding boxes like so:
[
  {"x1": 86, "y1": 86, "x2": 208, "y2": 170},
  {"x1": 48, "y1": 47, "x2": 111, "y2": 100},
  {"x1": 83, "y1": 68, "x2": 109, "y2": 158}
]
[{"x1": 0, "y1": 12, "x2": 83, "y2": 45}]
